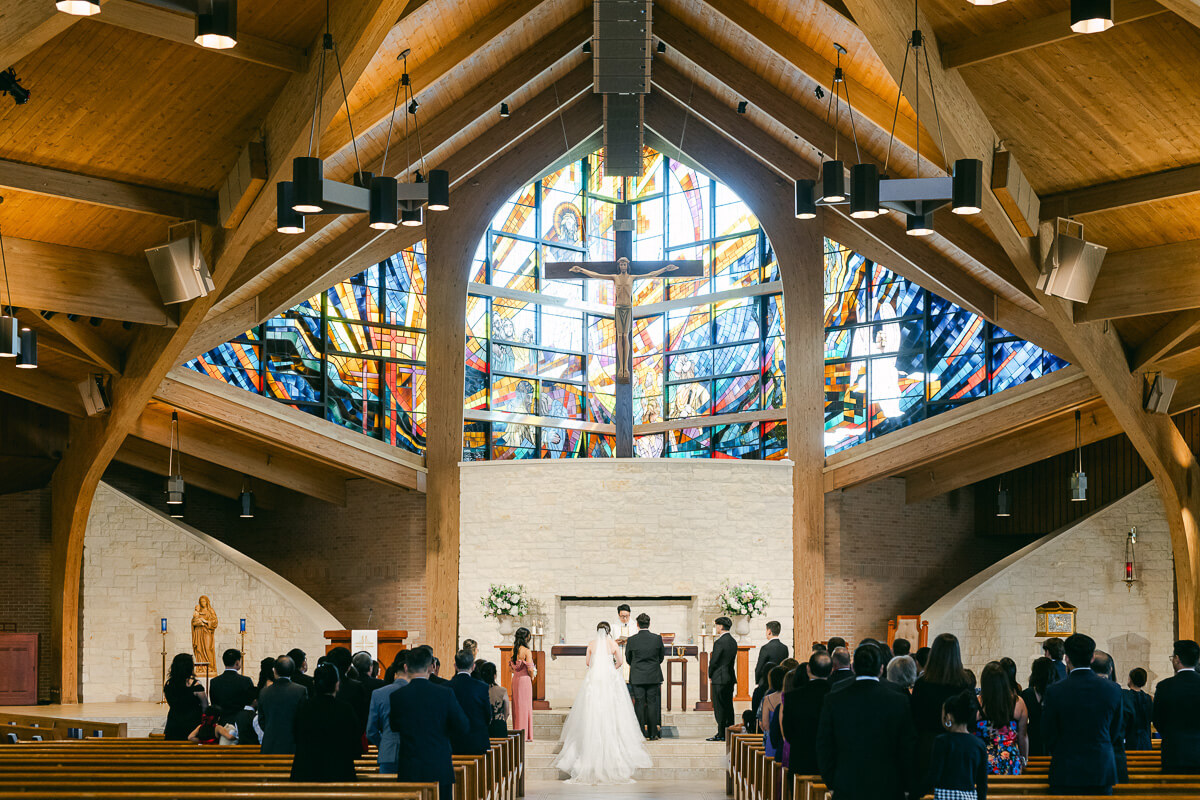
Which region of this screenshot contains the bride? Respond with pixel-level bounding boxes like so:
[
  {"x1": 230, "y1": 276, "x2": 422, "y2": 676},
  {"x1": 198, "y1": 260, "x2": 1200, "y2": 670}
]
[{"x1": 551, "y1": 621, "x2": 653, "y2": 784}]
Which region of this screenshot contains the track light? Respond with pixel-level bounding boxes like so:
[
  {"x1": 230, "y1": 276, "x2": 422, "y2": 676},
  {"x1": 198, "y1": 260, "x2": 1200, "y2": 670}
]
[
  {"x1": 737, "y1": 101, "x2": 748, "y2": 114},
  {"x1": 56, "y1": 0, "x2": 101, "y2": 14},
  {"x1": 820, "y1": 160, "x2": 846, "y2": 203},
  {"x1": 276, "y1": 183, "x2": 305, "y2": 234},
  {"x1": 849, "y1": 163, "x2": 880, "y2": 219},
  {"x1": 369, "y1": 176, "x2": 399, "y2": 230},
  {"x1": 795, "y1": 180, "x2": 817, "y2": 220},
  {"x1": 426, "y1": 169, "x2": 450, "y2": 211},
  {"x1": 195, "y1": 0, "x2": 238, "y2": 49},
  {"x1": 291, "y1": 156, "x2": 324, "y2": 213},
  {"x1": 1070, "y1": 0, "x2": 1113, "y2": 33},
  {"x1": 400, "y1": 205, "x2": 423, "y2": 227},
  {"x1": 15, "y1": 327, "x2": 36, "y2": 369},
  {"x1": 499, "y1": 103, "x2": 510, "y2": 118},
  {"x1": 906, "y1": 211, "x2": 934, "y2": 236},
  {"x1": 951, "y1": 158, "x2": 983, "y2": 215}
]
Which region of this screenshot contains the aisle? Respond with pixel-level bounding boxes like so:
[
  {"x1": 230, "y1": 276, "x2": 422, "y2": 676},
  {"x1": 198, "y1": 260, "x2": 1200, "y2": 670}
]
[{"x1": 525, "y1": 779, "x2": 727, "y2": 799}]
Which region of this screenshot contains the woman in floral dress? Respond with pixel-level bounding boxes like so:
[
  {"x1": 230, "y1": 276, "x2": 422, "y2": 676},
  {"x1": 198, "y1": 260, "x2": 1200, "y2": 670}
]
[{"x1": 975, "y1": 661, "x2": 1029, "y2": 774}]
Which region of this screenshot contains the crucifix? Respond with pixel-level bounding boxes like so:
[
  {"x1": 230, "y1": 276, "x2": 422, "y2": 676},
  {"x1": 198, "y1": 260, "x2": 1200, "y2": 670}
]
[{"x1": 545, "y1": 204, "x2": 704, "y2": 457}]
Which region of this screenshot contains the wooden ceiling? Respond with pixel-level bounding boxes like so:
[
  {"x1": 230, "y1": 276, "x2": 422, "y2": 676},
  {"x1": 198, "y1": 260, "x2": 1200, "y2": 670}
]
[{"x1": 0, "y1": 0, "x2": 1198, "y2": 501}]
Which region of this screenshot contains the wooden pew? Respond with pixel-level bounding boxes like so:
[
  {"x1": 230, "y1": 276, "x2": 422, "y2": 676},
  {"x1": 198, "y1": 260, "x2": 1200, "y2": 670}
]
[
  {"x1": 0, "y1": 713, "x2": 126, "y2": 738},
  {"x1": 0, "y1": 725, "x2": 63, "y2": 742}
]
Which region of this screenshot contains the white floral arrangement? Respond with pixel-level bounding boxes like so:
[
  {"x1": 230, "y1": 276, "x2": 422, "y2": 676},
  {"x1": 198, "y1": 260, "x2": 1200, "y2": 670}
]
[
  {"x1": 480, "y1": 583, "x2": 530, "y2": 619},
  {"x1": 716, "y1": 582, "x2": 769, "y2": 618}
]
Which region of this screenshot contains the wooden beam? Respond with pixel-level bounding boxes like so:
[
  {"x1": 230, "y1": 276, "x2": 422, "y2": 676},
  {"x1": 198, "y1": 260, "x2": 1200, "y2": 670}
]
[
  {"x1": 48, "y1": 0, "x2": 409, "y2": 705},
  {"x1": 96, "y1": 0, "x2": 305, "y2": 72},
  {"x1": 1076, "y1": 238, "x2": 1200, "y2": 321},
  {"x1": 1155, "y1": 0, "x2": 1200, "y2": 28},
  {"x1": 217, "y1": 141, "x2": 267, "y2": 229},
  {"x1": 0, "y1": 361, "x2": 86, "y2": 416},
  {"x1": 156, "y1": 367, "x2": 424, "y2": 490},
  {"x1": 941, "y1": 0, "x2": 1166, "y2": 69},
  {"x1": 38, "y1": 314, "x2": 123, "y2": 375},
  {"x1": 114, "y1": 436, "x2": 282, "y2": 509},
  {"x1": 1040, "y1": 163, "x2": 1200, "y2": 220},
  {"x1": 0, "y1": 0, "x2": 99, "y2": 68},
  {"x1": 824, "y1": 367, "x2": 1098, "y2": 492},
  {"x1": 1, "y1": 235, "x2": 171, "y2": 326},
  {"x1": 132, "y1": 405, "x2": 347, "y2": 505},
  {"x1": 844, "y1": 0, "x2": 1200, "y2": 640},
  {"x1": 1131, "y1": 310, "x2": 1200, "y2": 370},
  {"x1": 0, "y1": 158, "x2": 218, "y2": 225}
]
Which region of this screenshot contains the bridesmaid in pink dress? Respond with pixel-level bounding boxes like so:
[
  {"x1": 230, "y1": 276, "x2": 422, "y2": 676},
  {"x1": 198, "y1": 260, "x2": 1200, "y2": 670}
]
[{"x1": 510, "y1": 627, "x2": 536, "y2": 741}]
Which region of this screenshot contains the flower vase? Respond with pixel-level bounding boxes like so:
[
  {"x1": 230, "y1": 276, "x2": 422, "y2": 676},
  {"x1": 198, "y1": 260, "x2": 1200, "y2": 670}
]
[
  {"x1": 497, "y1": 615, "x2": 516, "y2": 636},
  {"x1": 733, "y1": 615, "x2": 751, "y2": 637}
]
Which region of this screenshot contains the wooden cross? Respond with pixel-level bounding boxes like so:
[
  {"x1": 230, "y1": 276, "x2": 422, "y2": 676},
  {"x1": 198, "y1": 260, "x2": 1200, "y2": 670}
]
[{"x1": 545, "y1": 203, "x2": 704, "y2": 457}]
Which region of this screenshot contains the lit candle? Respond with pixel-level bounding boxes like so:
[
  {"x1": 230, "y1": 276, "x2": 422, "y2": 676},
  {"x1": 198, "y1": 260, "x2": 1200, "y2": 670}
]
[
  {"x1": 161, "y1": 618, "x2": 167, "y2": 633},
  {"x1": 240, "y1": 618, "x2": 246, "y2": 633}
]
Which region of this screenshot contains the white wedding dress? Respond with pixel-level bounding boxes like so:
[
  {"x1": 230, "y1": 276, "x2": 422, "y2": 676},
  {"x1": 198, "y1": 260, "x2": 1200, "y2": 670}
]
[{"x1": 551, "y1": 630, "x2": 653, "y2": 784}]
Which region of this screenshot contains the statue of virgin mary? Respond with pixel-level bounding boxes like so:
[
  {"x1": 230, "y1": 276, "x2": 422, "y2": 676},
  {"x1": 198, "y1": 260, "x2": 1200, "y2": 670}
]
[{"x1": 191, "y1": 595, "x2": 218, "y2": 677}]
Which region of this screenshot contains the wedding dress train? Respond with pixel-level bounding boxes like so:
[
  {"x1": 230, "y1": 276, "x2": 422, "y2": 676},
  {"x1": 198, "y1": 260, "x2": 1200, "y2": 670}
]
[{"x1": 551, "y1": 630, "x2": 653, "y2": 784}]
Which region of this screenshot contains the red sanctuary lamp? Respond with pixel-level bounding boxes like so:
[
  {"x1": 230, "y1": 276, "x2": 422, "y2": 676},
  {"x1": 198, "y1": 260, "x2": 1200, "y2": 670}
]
[{"x1": 1124, "y1": 527, "x2": 1138, "y2": 590}]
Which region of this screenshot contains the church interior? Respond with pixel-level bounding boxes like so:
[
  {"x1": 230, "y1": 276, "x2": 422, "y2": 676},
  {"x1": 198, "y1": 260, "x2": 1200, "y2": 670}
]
[{"x1": 1, "y1": 0, "x2": 1199, "y2": 796}]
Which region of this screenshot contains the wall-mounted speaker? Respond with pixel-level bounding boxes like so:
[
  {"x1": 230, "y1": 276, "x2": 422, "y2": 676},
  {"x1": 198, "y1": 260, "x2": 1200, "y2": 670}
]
[
  {"x1": 145, "y1": 221, "x2": 214, "y2": 305},
  {"x1": 1037, "y1": 217, "x2": 1107, "y2": 304},
  {"x1": 1144, "y1": 372, "x2": 1178, "y2": 415},
  {"x1": 77, "y1": 374, "x2": 109, "y2": 416}
]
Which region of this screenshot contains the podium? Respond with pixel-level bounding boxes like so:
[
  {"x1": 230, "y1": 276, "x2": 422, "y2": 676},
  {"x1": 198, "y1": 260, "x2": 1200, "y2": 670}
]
[
  {"x1": 695, "y1": 644, "x2": 754, "y2": 708},
  {"x1": 496, "y1": 646, "x2": 550, "y2": 709},
  {"x1": 324, "y1": 630, "x2": 408, "y2": 666}
]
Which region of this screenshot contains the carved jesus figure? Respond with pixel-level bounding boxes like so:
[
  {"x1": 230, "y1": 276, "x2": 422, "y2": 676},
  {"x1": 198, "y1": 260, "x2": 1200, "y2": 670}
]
[
  {"x1": 191, "y1": 595, "x2": 218, "y2": 677},
  {"x1": 570, "y1": 257, "x2": 677, "y2": 383}
]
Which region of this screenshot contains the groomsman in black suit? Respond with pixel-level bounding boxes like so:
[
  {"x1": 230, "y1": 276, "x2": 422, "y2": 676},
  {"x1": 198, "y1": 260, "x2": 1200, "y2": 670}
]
[
  {"x1": 389, "y1": 646, "x2": 469, "y2": 800},
  {"x1": 210, "y1": 649, "x2": 253, "y2": 725},
  {"x1": 755, "y1": 621, "x2": 789, "y2": 686},
  {"x1": 1153, "y1": 639, "x2": 1200, "y2": 774},
  {"x1": 625, "y1": 613, "x2": 665, "y2": 740},
  {"x1": 708, "y1": 616, "x2": 737, "y2": 742},
  {"x1": 449, "y1": 649, "x2": 492, "y2": 756}
]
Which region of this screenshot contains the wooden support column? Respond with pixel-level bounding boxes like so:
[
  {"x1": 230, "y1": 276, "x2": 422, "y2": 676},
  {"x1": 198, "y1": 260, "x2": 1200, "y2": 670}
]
[
  {"x1": 644, "y1": 93, "x2": 826, "y2": 651},
  {"x1": 424, "y1": 97, "x2": 603, "y2": 659}
]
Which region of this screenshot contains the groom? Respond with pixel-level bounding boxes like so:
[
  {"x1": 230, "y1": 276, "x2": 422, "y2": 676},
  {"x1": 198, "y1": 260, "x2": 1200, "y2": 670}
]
[{"x1": 624, "y1": 613, "x2": 665, "y2": 740}]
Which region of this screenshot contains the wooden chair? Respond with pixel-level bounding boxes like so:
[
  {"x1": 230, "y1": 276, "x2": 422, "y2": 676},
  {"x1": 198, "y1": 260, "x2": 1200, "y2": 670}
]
[{"x1": 885, "y1": 615, "x2": 929, "y2": 648}]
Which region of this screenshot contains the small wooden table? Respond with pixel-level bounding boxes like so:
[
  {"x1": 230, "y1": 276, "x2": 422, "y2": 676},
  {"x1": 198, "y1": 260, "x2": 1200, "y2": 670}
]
[
  {"x1": 666, "y1": 658, "x2": 688, "y2": 711},
  {"x1": 497, "y1": 646, "x2": 550, "y2": 710}
]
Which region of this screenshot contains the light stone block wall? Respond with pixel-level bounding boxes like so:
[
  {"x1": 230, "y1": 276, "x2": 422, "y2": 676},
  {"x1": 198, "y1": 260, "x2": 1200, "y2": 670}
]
[
  {"x1": 923, "y1": 482, "x2": 1175, "y2": 687},
  {"x1": 81, "y1": 483, "x2": 342, "y2": 703},
  {"x1": 459, "y1": 459, "x2": 795, "y2": 707}
]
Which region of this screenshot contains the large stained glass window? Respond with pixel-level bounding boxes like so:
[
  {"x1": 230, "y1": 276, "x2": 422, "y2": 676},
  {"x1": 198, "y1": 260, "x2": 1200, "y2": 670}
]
[
  {"x1": 464, "y1": 147, "x2": 788, "y2": 460},
  {"x1": 186, "y1": 243, "x2": 428, "y2": 455},
  {"x1": 822, "y1": 239, "x2": 1068, "y2": 456}
]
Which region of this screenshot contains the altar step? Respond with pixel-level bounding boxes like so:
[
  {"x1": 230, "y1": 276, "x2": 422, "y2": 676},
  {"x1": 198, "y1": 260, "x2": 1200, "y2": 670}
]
[
  {"x1": 531, "y1": 710, "x2": 717, "y2": 741},
  {"x1": 524, "y1": 737, "x2": 727, "y2": 782}
]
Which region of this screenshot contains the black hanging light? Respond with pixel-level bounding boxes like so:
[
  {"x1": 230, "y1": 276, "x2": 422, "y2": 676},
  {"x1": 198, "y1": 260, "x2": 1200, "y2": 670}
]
[
  {"x1": 996, "y1": 478, "x2": 1010, "y2": 518},
  {"x1": 907, "y1": 210, "x2": 934, "y2": 236},
  {"x1": 239, "y1": 477, "x2": 255, "y2": 519},
  {"x1": 167, "y1": 411, "x2": 186, "y2": 507},
  {"x1": 952, "y1": 158, "x2": 983, "y2": 215},
  {"x1": 0, "y1": 211, "x2": 18, "y2": 359},
  {"x1": 55, "y1": 0, "x2": 101, "y2": 14},
  {"x1": 1070, "y1": 409, "x2": 1087, "y2": 502},
  {"x1": 427, "y1": 169, "x2": 450, "y2": 211},
  {"x1": 794, "y1": 179, "x2": 817, "y2": 220},
  {"x1": 1070, "y1": 0, "x2": 1113, "y2": 33},
  {"x1": 499, "y1": 102, "x2": 510, "y2": 118},
  {"x1": 850, "y1": 163, "x2": 880, "y2": 219},
  {"x1": 814, "y1": 44, "x2": 874, "y2": 209},
  {"x1": 195, "y1": 0, "x2": 238, "y2": 50},
  {"x1": 276, "y1": 183, "x2": 305, "y2": 234},
  {"x1": 15, "y1": 327, "x2": 36, "y2": 369}
]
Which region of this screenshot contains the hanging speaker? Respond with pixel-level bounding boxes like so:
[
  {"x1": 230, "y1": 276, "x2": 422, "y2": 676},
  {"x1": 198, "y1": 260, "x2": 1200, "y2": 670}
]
[
  {"x1": 77, "y1": 374, "x2": 110, "y2": 416},
  {"x1": 145, "y1": 221, "x2": 215, "y2": 304},
  {"x1": 1036, "y1": 218, "x2": 1107, "y2": 303},
  {"x1": 1144, "y1": 372, "x2": 1178, "y2": 415}
]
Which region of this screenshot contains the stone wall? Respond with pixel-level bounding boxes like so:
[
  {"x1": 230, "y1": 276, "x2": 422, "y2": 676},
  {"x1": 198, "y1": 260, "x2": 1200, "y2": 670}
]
[
  {"x1": 458, "y1": 459, "x2": 795, "y2": 705},
  {"x1": 923, "y1": 482, "x2": 1175, "y2": 686},
  {"x1": 0, "y1": 487, "x2": 53, "y2": 700},
  {"x1": 80, "y1": 483, "x2": 341, "y2": 702}
]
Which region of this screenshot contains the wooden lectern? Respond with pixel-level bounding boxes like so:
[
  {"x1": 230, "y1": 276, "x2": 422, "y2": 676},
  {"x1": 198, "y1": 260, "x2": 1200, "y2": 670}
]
[
  {"x1": 496, "y1": 646, "x2": 550, "y2": 709},
  {"x1": 324, "y1": 630, "x2": 408, "y2": 666}
]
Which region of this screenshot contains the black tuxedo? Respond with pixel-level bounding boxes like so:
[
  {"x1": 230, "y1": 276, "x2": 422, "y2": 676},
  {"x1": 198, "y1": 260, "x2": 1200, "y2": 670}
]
[
  {"x1": 781, "y1": 678, "x2": 831, "y2": 776},
  {"x1": 755, "y1": 638, "x2": 789, "y2": 686},
  {"x1": 209, "y1": 668, "x2": 254, "y2": 723},
  {"x1": 1043, "y1": 667, "x2": 1126, "y2": 791},
  {"x1": 829, "y1": 668, "x2": 855, "y2": 688},
  {"x1": 709, "y1": 632, "x2": 737, "y2": 737},
  {"x1": 816, "y1": 678, "x2": 917, "y2": 800},
  {"x1": 449, "y1": 672, "x2": 492, "y2": 755},
  {"x1": 1153, "y1": 669, "x2": 1200, "y2": 773},
  {"x1": 388, "y1": 677, "x2": 469, "y2": 800},
  {"x1": 625, "y1": 629, "x2": 665, "y2": 738}
]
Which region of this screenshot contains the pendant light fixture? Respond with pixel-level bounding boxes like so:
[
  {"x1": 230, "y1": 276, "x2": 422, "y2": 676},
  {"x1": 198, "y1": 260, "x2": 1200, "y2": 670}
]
[
  {"x1": 195, "y1": 0, "x2": 238, "y2": 50},
  {"x1": 167, "y1": 411, "x2": 186, "y2": 508},
  {"x1": 239, "y1": 476, "x2": 255, "y2": 519},
  {"x1": 996, "y1": 478, "x2": 1010, "y2": 518},
  {"x1": 1070, "y1": 409, "x2": 1087, "y2": 502},
  {"x1": 0, "y1": 211, "x2": 19, "y2": 359},
  {"x1": 15, "y1": 326, "x2": 37, "y2": 369},
  {"x1": 794, "y1": 179, "x2": 817, "y2": 219},
  {"x1": 55, "y1": 0, "x2": 101, "y2": 14},
  {"x1": 1070, "y1": 0, "x2": 1113, "y2": 33},
  {"x1": 1123, "y1": 527, "x2": 1137, "y2": 588},
  {"x1": 815, "y1": 44, "x2": 873, "y2": 210}
]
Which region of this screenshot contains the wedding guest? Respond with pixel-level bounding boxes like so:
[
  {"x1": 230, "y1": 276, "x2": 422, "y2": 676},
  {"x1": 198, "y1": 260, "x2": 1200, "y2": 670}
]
[
  {"x1": 257, "y1": 657, "x2": 276, "y2": 694},
  {"x1": 923, "y1": 690, "x2": 987, "y2": 800},
  {"x1": 1043, "y1": 637, "x2": 1068, "y2": 682},
  {"x1": 1020, "y1": 657, "x2": 1057, "y2": 757},
  {"x1": 210, "y1": 649, "x2": 253, "y2": 725},
  {"x1": 781, "y1": 651, "x2": 833, "y2": 780},
  {"x1": 827, "y1": 637, "x2": 847, "y2": 652},
  {"x1": 829, "y1": 647, "x2": 854, "y2": 687},
  {"x1": 288, "y1": 648, "x2": 314, "y2": 692},
  {"x1": 475, "y1": 661, "x2": 510, "y2": 738},
  {"x1": 163, "y1": 653, "x2": 208, "y2": 741},
  {"x1": 258, "y1": 655, "x2": 308, "y2": 755},
  {"x1": 1123, "y1": 668, "x2": 1153, "y2": 751},
  {"x1": 914, "y1": 647, "x2": 931, "y2": 674},
  {"x1": 892, "y1": 638, "x2": 912, "y2": 657},
  {"x1": 976, "y1": 661, "x2": 1029, "y2": 775},
  {"x1": 327, "y1": 646, "x2": 369, "y2": 734},
  {"x1": 367, "y1": 650, "x2": 409, "y2": 774},
  {"x1": 886, "y1": 655, "x2": 918, "y2": 691},
  {"x1": 462, "y1": 639, "x2": 479, "y2": 659},
  {"x1": 755, "y1": 621, "x2": 789, "y2": 687},
  {"x1": 389, "y1": 645, "x2": 469, "y2": 800},
  {"x1": 911, "y1": 633, "x2": 972, "y2": 780},
  {"x1": 354, "y1": 650, "x2": 385, "y2": 695},
  {"x1": 708, "y1": 617, "x2": 737, "y2": 741},
  {"x1": 430, "y1": 655, "x2": 449, "y2": 686},
  {"x1": 1000, "y1": 657, "x2": 1022, "y2": 694},
  {"x1": 450, "y1": 649, "x2": 492, "y2": 755},
  {"x1": 188, "y1": 705, "x2": 234, "y2": 745},
  {"x1": 1153, "y1": 639, "x2": 1200, "y2": 773},
  {"x1": 511, "y1": 627, "x2": 537, "y2": 741},
  {"x1": 758, "y1": 666, "x2": 786, "y2": 759},
  {"x1": 291, "y1": 662, "x2": 362, "y2": 782}
]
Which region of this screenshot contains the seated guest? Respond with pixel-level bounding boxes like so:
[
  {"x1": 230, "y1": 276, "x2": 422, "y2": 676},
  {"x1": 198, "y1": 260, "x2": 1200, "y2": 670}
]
[
  {"x1": 210, "y1": 648, "x2": 254, "y2": 725},
  {"x1": 1021, "y1": 657, "x2": 1057, "y2": 757},
  {"x1": 912, "y1": 633, "x2": 972, "y2": 780},
  {"x1": 475, "y1": 661, "x2": 510, "y2": 738},
  {"x1": 892, "y1": 638, "x2": 911, "y2": 657},
  {"x1": 231, "y1": 697, "x2": 259, "y2": 746},
  {"x1": 923, "y1": 690, "x2": 987, "y2": 800},
  {"x1": 817, "y1": 643, "x2": 917, "y2": 799},
  {"x1": 389, "y1": 645, "x2": 469, "y2": 800},
  {"x1": 1122, "y1": 667, "x2": 1153, "y2": 751},
  {"x1": 258, "y1": 655, "x2": 308, "y2": 755},
  {"x1": 1153, "y1": 639, "x2": 1200, "y2": 774},
  {"x1": 976, "y1": 660, "x2": 1029, "y2": 774},
  {"x1": 288, "y1": 648, "x2": 313, "y2": 692},
  {"x1": 758, "y1": 666, "x2": 786, "y2": 760},
  {"x1": 886, "y1": 655, "x2": 918, "y2": 692},
  {"x1": 163, "y1": 653, "x2": 208, "y2": 741},
  {"x1": 354, "y1": 650, "x2": 386, "y2": 695},
  {"x1": 1043, "y1": 637, "x2": 1068, "y2": 682},
  {"x1": 828, "y1": 647, "x2": 854, "y2": 687},
  {"x1": 914, "y1": 646, "x2": 931, "y2": 674},
  {"x1": 367, "y1": 651, "x2": 409, "y2": 774},
  {"x1": 1000, "y1": 657, "x2": 1022, "y2": 693},
  {"x1": 1042, "y1": 633, "x2": 1125, "y2": 794},
  {"x1": 291, "y1": 662, "x2": 362, "y2": 782},
  {"x1": 450, "y1": 648, "x2": 492, "y2": 755},
  {"x1": 782, "y1": 650, "x2": 831, "y2": 779},
  {"x1": 189, "y1": 705, "x2": 235, "y2": 745}
]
